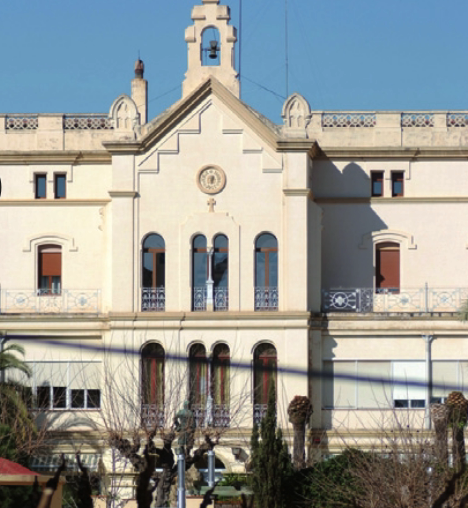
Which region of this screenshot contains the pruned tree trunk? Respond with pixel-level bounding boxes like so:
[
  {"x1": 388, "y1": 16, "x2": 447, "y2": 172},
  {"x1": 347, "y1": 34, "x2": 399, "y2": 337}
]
[
  {"x1": 291, "y1": 421, "x2": 306, "y2": 469},
  {"x1": 431, "y1": 403, "x2": 449, "y2": 466}
]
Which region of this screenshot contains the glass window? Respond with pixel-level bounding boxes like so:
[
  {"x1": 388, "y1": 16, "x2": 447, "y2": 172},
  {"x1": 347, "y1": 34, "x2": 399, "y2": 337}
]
[
  {"x1": 212, "y1": 344, "x2": 230, "y2": 405},
  {"x1": 392, "y1": 361, "x2": 426, "y2": 405},
  {"x1": 213, "y1": 235, "x2": 228, "y2": 288},
  {"x1": 142, "y1": 234, "x2": 165, "y2": 288},
  {"x1": 371, "y1": 171, "x2": 384, "y2": 197},
  {"x1": 192, "y1": 235, "x2": 208, "y2": 310},
  {"x1": 54, "y1": 174, "x2": 66, "y2": 199},
  {"x1": 255, "y1": 234, "x2": 278, "y2": 287},
  {"x1": 253, "y1": 343, "x2": 277, "y2": 406},
  {"x1": 141, "y1": 343, "x2": 165, "y2": 407},
  {"x1": 189, "y1": 344, "x2": 207, "y2": 406},
  {"x1": 35, "y1": 174, "x2": 47, "y2": 199},
  {"x1": 376, "y1": 242, "x2": 400, "y2": 293},
  {"x1": 322, "y1": 361, "x2": 356, "y2": 409},
  {"x1": 38, "y1": 245, "x2": 62, "y2": 295},
  {"x1": 392, "y1": 171, "x2": 404, "y2": 197}
]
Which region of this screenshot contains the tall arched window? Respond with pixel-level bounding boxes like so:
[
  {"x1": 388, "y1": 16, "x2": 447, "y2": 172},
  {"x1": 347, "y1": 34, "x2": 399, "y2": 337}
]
[
  {"x1": 201, "y1": 27, "x2": 220, "y2": 66},
  {"x1": 141, "y1": 343, "x2": 165, "y2": 428},
  {"x1": 189, "y1": 344, "x2": 208, "y2": 427},
  {"x1": 376, "y1": 242, "x2": 400, "y2": 293},
  {"x1": 192, "y1": 235, "x2": 208, "y2": 311},
  {"x1": 142, "y1": 234, "x2": 165, "y2": 311},
  {"x1": 212, "y1": 343, "x2": 230, "y2": 427},
  {"x1": 38, "y1": 245, "x2": 62, "y2": 295},
  {"x1": 213, "y1": 235, "x2": 229, "y2": 311},
  {"x1": 255, "y1": 234, "x2": 278, "y2": 310},
  {"x1": 253, "y1": 343, "x2": 277, "y2": 424}
]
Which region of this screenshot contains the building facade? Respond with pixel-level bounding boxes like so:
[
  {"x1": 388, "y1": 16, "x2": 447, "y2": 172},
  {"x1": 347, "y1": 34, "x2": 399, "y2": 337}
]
[{"x1": 1, "y1": 0, "x2": 468, "y2": 482}]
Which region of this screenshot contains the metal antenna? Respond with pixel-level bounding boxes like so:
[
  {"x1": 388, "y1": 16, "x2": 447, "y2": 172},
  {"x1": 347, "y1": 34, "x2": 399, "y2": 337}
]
[{"x1": 285, "y1": 0, "x2": 289, "y2": 98}]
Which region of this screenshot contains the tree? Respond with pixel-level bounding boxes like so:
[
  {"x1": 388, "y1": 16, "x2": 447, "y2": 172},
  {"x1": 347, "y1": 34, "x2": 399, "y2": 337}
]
[{"x1": 250, "y1": 386, "x2": 294, "y2": 508}]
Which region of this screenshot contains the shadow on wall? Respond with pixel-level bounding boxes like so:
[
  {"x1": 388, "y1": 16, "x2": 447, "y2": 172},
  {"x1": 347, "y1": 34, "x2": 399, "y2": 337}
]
[{"x1": 315, "y1": 161, "x2": 388, "y2": 290}]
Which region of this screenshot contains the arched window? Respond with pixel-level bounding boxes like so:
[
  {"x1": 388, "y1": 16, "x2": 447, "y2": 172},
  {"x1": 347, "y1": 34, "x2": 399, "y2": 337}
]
[
  {"x1": 254, "y1": 234, "x2": 278, "y2": 310},
  {"x1": 189, "y1": 344, "x2": 208, "y2": 427},
  {"x1": 253, "y1": 343, "x2": 277, "y2": 424},
  {"x1": 213, "y1": 235, "x2": 229, "y2": 311},
  {"x1": 192, "y1": 235, "x2": 208, "y2": 311},
  {"x1": 142, "y1": 234, "x2": 165, "y2": 311},
  {"x1": 201, "y1": 27, "x2": 220, "y2": 66},
  {"x1": 376, "y1": 242, "x2": 400, "y2": 293},
  {"x1": 38, "y1": 245, "x2": 62, "y2": 295},
  {"x1": 212, "y1": 344, "x2": 230, "y2": 427},
  {"x1": 141, "y1": 343, "x2": 165, "y2": 428}
]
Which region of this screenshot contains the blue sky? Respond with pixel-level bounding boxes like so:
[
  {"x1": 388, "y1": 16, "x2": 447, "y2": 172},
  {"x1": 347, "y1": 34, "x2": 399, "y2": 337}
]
[{"x1": 1, "y1": 0, "x2": 467, "y2": 124}]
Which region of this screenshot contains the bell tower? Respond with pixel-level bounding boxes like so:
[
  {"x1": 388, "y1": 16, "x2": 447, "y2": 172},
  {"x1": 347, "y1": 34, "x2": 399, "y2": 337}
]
[{"x1": 183, "y1": 0, "x2": 239, "y2": 98}]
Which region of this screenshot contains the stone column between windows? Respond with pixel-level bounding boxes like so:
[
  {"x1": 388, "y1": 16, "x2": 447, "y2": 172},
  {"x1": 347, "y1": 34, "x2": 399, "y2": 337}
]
[{"x1": 109, "y1": 191, "x2": 136, "y2": 312}]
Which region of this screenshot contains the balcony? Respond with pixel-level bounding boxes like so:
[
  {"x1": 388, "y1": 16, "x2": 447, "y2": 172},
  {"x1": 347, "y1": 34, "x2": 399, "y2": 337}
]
[
  {"x1": 189, "y1": 403, "x2": 230, "y2": 428},
  {"x1": 192, "y1": 287, "x2": 229, "y2": 311},
  {"x1": 254, "y1": 287, "x2": 278, "y2": 311},
  {"x1": 1, "y1": 289, "x2": 100, "y2": 314},
  {"x1": 141, "y1": 287, "x2": 165, "y2": 312},
  {"x1": 141, "y1": 404, "x2": 165, "y2": 429},
  {"x1": 322, "y1": 287, "x2": 468, "y2": 313}
]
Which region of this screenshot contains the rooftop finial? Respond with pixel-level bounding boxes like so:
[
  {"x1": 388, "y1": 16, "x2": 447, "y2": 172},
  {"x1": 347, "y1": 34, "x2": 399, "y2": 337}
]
[{"x1": 135, "y1": 56, "x2": 144, "y2": 79}]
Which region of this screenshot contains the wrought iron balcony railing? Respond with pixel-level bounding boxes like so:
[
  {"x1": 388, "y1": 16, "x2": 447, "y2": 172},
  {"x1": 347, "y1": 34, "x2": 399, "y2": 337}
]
[
  {"x1": 322, "y1": 286, "x2": 468, "y2": 313},
  {"x1": 141, "y1": 404, "x2": 165, "y2": 429},
  {"x1": 192, "y1": 287, "x2": 229, "y2": 311},
  {"x1": 254, "y1": 287, "x2": 278, "y2": 311},
  {"x1": 141, "y1": 287, "x2": 165, "y2": 312},
  {"x1": 253, "y1": 403, "x2": 272, "y2": 425},
  {"x1": 1, "y1": 289, "x2": 100, "y2": 314},
  {"x1": 187, "y1": 403, "x2": 230, "y2": 428}
]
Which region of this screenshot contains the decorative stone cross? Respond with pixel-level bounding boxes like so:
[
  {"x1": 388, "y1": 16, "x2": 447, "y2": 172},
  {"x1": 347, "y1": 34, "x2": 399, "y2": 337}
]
[{"x1": 207, "y1": 198, "x2": 216, "y2": 213}]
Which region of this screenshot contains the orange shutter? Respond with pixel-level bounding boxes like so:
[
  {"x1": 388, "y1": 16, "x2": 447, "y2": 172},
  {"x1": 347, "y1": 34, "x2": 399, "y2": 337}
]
[
  {"x1": 376, "y1": 244, "x2": 400, "y2": 290},
  {"x1": 41, "y1": 252, "x2": 61, "y2": 276}
]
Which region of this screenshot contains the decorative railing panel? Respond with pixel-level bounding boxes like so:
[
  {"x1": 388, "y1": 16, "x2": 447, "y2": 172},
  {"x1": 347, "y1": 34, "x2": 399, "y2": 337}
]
[
  {"x1": 141, "y1": 287, "x2": 165, "y2": 312},
  {"x1": 193, "y1": 287, "x2": 207, "y2": 311},
  {"x1": 322, "y1": 113, "x2": 376, "y2": 128},
  {"x1": 191, "y1": 404, "x2": 206, "y2": 428},
  {"x1": 5, "y1": 115, "x2": 39, "y2": 130},
  {"x1": 322, "y1": 287, "x2": 468, "y2": 313},
  {"x1": 213, "y1": 404, "x2": 230, "y2": 427},
  {"x1": 447, "y1": 113, "x2": 468, "y2": 127},
  {"x1": 255, "y1": 287, "x2": 278, "y2": 311},
  {"x1": 141, "y1": 404, "x2": 165, "y2": 429},
  {"x1": 63, "y1": 114, "x2": 113, "y2": 130},
  {"x1": 401, "y1": 113, "x2": 434, "y2": 127},
  {"x1": 253, "y1": 403, "x2": 275, "y2": 425},
  {"x1": 2, "y1": 289, "x2": 100, "y2": 314},
  {"x1": 214, "y1": 288, "x2": 229, "y2": 311}
]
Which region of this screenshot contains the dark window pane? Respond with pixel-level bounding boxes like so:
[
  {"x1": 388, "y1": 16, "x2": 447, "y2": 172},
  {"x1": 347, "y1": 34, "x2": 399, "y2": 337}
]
[
  {"x1": 371, "y1": 172, "x2": 383, "y2": 197},
  {"x1": 37, "y1": 386, "x2": 50, "y2": 409},
  {"x1": 394, "y1": 399, "x2": 408, "y2": 408},
  {"x1": 71, "y1": 389, "x2": 85, "y2": 409},
  {"x1": 20, "y1": 386, "x2": 33, "y2": 408},
  {"x1": 156, "y1": 253, "x2": 165, "y2": 286},
  {"x1": 214, "y1": 235, "x2": 228, "y2": 250},
  {"x1": 143, "y1": 252, "x2": 153, "y2": 287},
  {"x1": 410, "y1": 399, "x2": 425, "y2": 408},
  {"x1": 214, "y1": 252, "x2": 228, "y2": 287},
  {"x1": 87, "y1": 390, "x2": 101, "y2": 409},
  {"x1": 193, "y1": 252, "x2": 207, "y2": 286},
  {"x1": 53, "y1": 387, "x2": 66, "y2": 408},
  {"x1": 35, "y1": 175, "x2": 46, "y2": 199},
  {"x1": 55, "y1": 174, "x2": 66, "y2": 198},
  {"x1": 256, "y1": 234, "x2": 277, "y2": 250},
  {"x1": 255, "y1": 252, "x2": 266, "y2": 286},
  {"x1": 392, "y1": 172, "x2": 404, "y2": 197},
  {"x1": 143, "y1": 234, "x2": 165, "y2": 250},
  {"x1": 269, "y1": 251, "x2": 278, "y2": 286}
]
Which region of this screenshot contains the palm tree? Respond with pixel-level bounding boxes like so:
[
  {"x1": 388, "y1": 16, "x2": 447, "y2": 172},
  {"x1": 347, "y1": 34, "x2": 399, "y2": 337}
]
[{"x1": 0, "y1": 343, "x2": 35, "y2": 448}]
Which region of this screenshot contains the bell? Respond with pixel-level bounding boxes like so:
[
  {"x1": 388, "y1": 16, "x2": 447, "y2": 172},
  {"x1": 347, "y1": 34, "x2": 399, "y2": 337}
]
[{"x1": 209, "y1": 40, "x2": 219, "y2": 59}]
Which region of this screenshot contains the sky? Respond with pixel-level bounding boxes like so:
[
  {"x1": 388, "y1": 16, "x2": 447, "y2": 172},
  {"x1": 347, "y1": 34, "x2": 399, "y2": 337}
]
[{"x1": 1, "y1": 0, "x2": 468, "y2": 124}]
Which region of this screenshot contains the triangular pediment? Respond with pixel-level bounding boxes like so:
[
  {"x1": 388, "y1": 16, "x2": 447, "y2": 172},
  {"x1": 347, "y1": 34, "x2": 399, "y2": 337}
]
[{"x1": 132, "y1": 77, "x2": 285, "y2": 173}]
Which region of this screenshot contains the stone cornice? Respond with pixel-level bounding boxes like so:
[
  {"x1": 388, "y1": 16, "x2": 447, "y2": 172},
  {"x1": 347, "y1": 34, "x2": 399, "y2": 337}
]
[
  {"x1": 316, "y1": 147, "x2": 468, "y2": 159},
  {"x1": 0, "y1": 199, "x2": 111, "y2": 206},
  {"x1": 315, "y1": 196, "x2": 468, "y2": 204},
  {"x1": 0, "y1": 151, "x2": 111, "y2": 165},
  {"x1": 108, "y1": 191, "x2": 138, "y2": 198},
  {"x1": 283, "y1": 188, "x2": 312, "y2": 198}
]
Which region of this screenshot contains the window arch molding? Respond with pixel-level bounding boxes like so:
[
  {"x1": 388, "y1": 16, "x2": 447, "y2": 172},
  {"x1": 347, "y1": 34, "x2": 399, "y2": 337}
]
[
  {"x1": 23, "y1": 233, "x2": 77, "y2": 253},
  {"x1": 253, "y1": 231, "x2": 279, "y2": 248},
  {"x1": 359, "y1": 229, "x2": 416, "y2": 250},
  {"x1": 250, "y1": 339, "x2": 277, "y2": 356}
]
